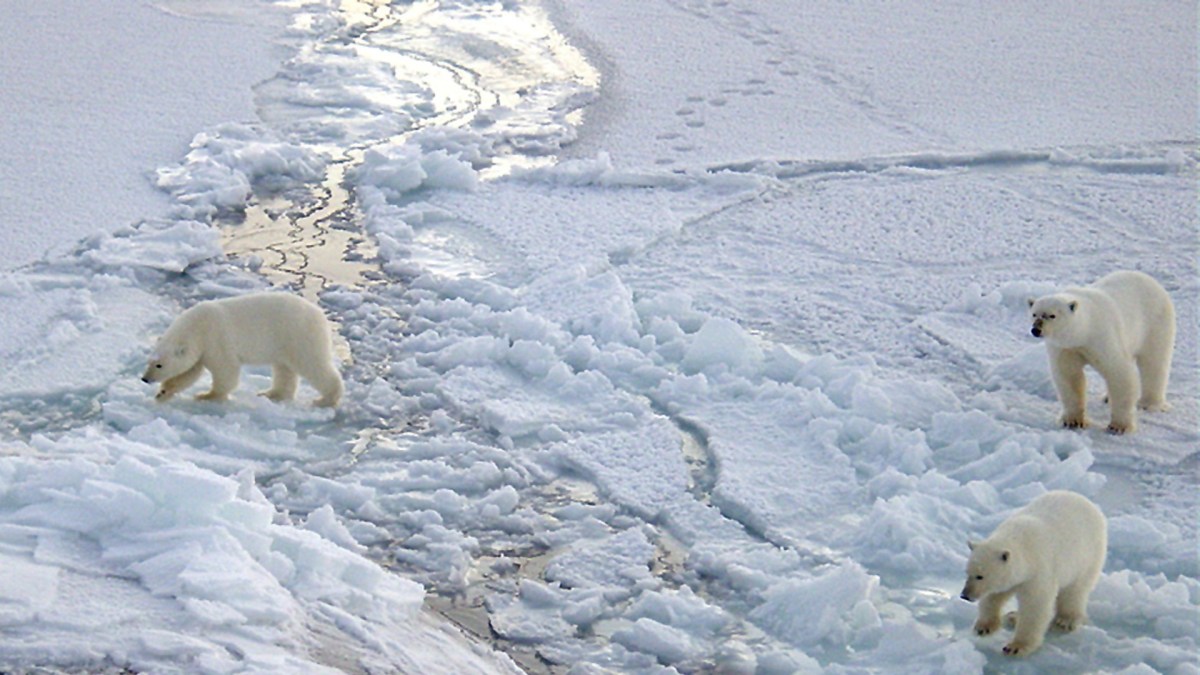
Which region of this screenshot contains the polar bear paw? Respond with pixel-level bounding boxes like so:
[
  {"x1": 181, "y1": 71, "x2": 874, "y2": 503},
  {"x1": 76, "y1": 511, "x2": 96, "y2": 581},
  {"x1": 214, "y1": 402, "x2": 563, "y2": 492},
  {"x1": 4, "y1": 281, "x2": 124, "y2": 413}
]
[
  {"x1": 1002, "y1": 639, "x2": 1038, "y2": 657},
  {"x1": 1060, "y1": 413, "x2": 1088, "y2": 429},
  {"x1": 1053, "y1": 613, "x2": 1085, "y2": 632},
  {"x1": 974, "y1": 617, "x2": 1001, "y2": 636},
  {"x1": 1138, "y1": 399, "x2": 1171, "y2": 413},
  {"x1": 1106, "y1": 420, "x2": 1135, "y2": 435}
]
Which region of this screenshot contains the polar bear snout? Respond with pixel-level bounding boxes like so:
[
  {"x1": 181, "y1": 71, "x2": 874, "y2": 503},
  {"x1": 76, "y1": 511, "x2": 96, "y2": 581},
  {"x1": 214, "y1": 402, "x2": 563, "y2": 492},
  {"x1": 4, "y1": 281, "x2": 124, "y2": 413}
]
[
  {"x1": 1030, "y1": 314, "x2": 1054, "y2": 338},
  {"x1": 141, "y1": 362, "x2": 165, "y2": 383}
]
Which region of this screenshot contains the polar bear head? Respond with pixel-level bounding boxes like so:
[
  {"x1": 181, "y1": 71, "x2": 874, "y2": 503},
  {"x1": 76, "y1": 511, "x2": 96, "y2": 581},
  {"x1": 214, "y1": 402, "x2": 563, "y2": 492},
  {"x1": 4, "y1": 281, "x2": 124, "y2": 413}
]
[
  {"x1": 1028, "y1": 294, "x2": 1081, "y2": 344},
  {"x1": 960, "y1": 540, "x2": 1019, "y2": 602},
  {"x1": 141, "y1": 338, "x2": 198, "y2": 384}
]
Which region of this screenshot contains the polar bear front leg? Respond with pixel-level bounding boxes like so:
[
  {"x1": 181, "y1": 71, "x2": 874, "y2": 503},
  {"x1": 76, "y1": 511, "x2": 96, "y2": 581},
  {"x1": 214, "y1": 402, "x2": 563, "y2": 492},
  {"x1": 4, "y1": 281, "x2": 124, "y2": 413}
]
[
  {"x1": 1098, "y1": 360, "x2": 1140, "y2": 434},
  {"x1": 1050, "y1": 348, "x2": 1088, "y2": 428},
  {"x1": 1004, "y1": 586, "x2": 1054, "y2": 657},
  {"x1": 156, "y1": 362, "x2": 205, "y2": 402},
  {"x1": 974, "y1": 591, "x2": 1013, "y2": 636},
  {"x1": 196, "y1": 360, "x2": 240, "y2": 402}
]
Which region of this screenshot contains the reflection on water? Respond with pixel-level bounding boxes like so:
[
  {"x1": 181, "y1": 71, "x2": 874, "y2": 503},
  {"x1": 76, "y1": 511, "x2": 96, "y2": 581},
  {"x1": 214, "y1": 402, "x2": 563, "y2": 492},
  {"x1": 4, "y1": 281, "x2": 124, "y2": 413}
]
[
  {"x1": 418, "y1": 475, "x2": 604, "y2": 675},
  {"x1": 223, "y1": 0, "x2": 600, "y2": 301},
  {"x1": 217, "y1": 0, "x2": 608, "y2": 669},
  {"x1": 151, "y1": 0, "x2": 286, "y2": 25},
  {"x1": 338, "y1": 0, "x2": 405, "y2": 34},
  {"x1": 221, "y1": 158, "x2": 377, "y2": 302},
  {"x1": 409, "y1": 228, "x2": 495, "y2": 280}
]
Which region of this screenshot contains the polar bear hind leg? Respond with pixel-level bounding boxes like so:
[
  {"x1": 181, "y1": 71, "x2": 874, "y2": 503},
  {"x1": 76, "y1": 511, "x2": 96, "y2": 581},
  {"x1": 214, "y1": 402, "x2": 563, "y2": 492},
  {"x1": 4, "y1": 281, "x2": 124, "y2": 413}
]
[
  {"x1": 1137, "y1": 325, "x2": 1174, "y2": 412},
  {"x1": 1053, "y1": 581, "x2": 1089, "y2": 632},
  {"x1": 298, "y1": 360, "x2": 343, "y2": 408},
  {"x1": 1096, "y1": 358, "x2": 1140, "y2": 434},
  {"x1": 1054, "y1": 547, "x2": 1103, "y2": 632},
  {"x1": 261, "y1": 364, "x2": 300, "y2": 402}
]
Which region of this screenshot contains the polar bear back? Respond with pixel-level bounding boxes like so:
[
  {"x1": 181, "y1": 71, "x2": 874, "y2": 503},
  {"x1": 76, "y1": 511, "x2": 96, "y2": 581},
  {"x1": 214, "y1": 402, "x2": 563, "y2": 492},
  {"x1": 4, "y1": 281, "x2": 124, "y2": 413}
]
[
  {"x1": 1089, "y1": 270, "x2": 1174, "y2": 355},
  {"x1": 992, "y1": 490, "x2": 1107, "y2": 586},
  {"x1": 180, "y1": 293, "x2": 333, "y2": 366}
]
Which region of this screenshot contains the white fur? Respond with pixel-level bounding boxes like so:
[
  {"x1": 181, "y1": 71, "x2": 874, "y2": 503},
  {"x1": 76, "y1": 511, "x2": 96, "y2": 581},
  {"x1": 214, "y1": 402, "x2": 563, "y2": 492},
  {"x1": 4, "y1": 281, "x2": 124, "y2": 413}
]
[
  {"x1": 142, "y1": 292, "x2": 344, "y2": 408},
  {"x1": 961, "y1": 491, "x2": 1107, "y2": 657},
  {"x1": 1029, "y1": 270, "x2": 1175, "y2": 434}
]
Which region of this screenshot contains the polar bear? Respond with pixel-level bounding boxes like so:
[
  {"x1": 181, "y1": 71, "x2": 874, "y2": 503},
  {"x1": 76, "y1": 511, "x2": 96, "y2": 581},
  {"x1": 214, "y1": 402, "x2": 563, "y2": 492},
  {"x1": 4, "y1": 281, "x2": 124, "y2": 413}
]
[
  {"x1": 1028, "y1": 270, "x2": 1174, "y2": 434},
  {"x1": 141, "y1": 292, "x2": 344, "y2": 408},
  {"x1": 960, "y1": 490, "x2": 1107, "y2": 657}
]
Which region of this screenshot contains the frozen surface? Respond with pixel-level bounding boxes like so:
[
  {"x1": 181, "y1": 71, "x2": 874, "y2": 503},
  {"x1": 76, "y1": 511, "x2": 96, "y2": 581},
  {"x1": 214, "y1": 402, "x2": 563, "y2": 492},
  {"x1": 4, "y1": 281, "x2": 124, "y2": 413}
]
[
  {"x1": 560, "y1": 0, "x2": 1197, "y2": 168},
  {"x1": 0, "y1": 0, "x2": 285, "y2": 271},
  {"x1": 0, "y1": 0, "x2": 1196, "y2": 672}
]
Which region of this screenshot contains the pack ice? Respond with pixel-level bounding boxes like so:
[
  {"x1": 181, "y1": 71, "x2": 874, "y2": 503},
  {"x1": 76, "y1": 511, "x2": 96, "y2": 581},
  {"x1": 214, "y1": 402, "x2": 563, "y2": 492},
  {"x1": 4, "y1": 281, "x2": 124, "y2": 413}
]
[{"x1": 0, "y1": 0, "x2": 1195, "y2": 673}]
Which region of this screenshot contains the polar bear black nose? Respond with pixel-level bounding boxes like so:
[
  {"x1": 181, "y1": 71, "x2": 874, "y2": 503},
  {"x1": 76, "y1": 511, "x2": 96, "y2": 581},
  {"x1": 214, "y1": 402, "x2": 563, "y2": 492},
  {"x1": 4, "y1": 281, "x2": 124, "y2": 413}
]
[
  {"x1": 141, "y1": 377, "x2": 151, "y2": 384},
  {"x1": 1031, "y1": 327, "x2": 1042, "y2": 338}
]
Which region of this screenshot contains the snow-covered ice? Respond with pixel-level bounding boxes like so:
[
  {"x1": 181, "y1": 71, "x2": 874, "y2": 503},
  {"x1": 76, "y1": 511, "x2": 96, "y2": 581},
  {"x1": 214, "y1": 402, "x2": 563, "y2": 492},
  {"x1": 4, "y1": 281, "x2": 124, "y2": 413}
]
[
  {"x1": 0, "y1": 0, "x2": 1196, "y2": 673},
  {"x1": 0, "y1": 1, "x2": 288, "y2": 272}
]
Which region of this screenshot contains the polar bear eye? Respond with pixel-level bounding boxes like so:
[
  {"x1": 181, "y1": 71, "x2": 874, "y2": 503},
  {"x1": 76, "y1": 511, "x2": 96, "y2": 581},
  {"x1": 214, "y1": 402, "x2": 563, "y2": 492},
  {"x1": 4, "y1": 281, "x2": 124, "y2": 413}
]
[
  {"x1": 974, "y1": 575, "x2": 983, "y2": 580},
  {"x1": 155, "y1": 364, "x2": 163, "y2": 369}
]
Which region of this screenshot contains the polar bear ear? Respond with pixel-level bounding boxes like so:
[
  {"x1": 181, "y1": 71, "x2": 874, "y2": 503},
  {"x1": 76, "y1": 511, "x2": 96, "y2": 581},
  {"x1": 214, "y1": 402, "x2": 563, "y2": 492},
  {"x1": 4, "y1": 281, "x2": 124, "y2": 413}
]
[
  {"x1": 1068, "y1": 301, "x2": 1077, "y2": 312},
  {"x1": 173, "y1": 344, "x2": 188, "y2": 358},
  {"x1": 1026, "y1": 298, "x2": 1035, "y2": 308}
]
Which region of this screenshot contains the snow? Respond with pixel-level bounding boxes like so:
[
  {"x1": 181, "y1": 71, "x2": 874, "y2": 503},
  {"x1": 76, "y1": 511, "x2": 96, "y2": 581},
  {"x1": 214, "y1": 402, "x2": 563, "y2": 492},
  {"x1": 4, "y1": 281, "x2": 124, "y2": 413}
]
[
  {"x1": 0, "y1": 0, "x2": 287, "y2": 271},
  {"x1": 0, "y1": 0, "x2": 1196, "y2": 672},
  {"x1": 561, "y1": 0, "x2": 1196, "y2": 166},
  {"x1": 155, "y1": 123, "x2": 328, "y2": 222}
]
